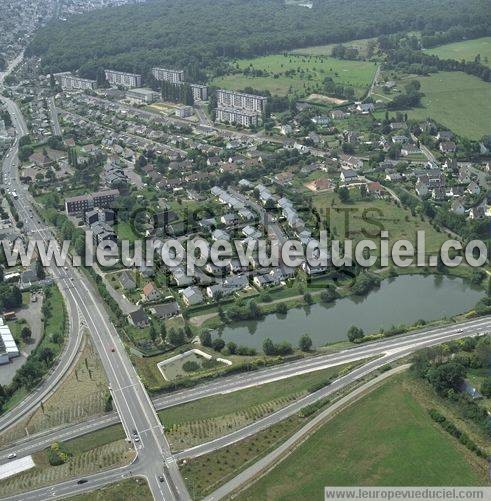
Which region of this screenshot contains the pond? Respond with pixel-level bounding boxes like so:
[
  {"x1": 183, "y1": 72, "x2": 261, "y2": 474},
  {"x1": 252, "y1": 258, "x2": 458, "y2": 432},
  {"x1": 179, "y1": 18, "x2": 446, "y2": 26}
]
[{"x1": 217, "y1": 275, "x2": 483, "y2": 350}]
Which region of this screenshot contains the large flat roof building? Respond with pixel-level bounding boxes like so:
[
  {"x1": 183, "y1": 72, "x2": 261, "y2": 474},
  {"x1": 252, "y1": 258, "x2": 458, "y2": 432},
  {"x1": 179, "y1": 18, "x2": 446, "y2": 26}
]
[
  {"x1": 217, "y1": 89, "x2": 267, "y2": 113},
  {"x1": 152, "y1": 67, "x2": 184, "y2": 84},
  {"x1": 65, "y1": 189, "x2": 120, "y2": 216},
  {"x1": 104, "y1": 70, "x2": 142, "y2": 88},
  {"x1": 189, "y1": 83, "x2": 208, "y2": 101},
  {"x1": 0, "y1": 318, "x2": 19, "y2": 365},
  {"x1": 126, "y1": 87, "x2": 160, "y2": 103},
  {"x1": 58, "y1": 73, "x2": 96, "y2": 91},
  {"x1": 216, "y1": 107, "x2": 259, "y2": 127}
]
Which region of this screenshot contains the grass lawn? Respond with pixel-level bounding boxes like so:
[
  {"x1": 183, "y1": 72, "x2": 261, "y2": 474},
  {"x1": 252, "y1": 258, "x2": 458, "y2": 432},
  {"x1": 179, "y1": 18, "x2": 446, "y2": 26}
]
[
  {"x1": 237, "y1": 374, "x2": 487, "y2": 501},
  {"x1": 425, "y1": 37, "x2": 491, "y2": 68},
  {"x1": 116, "y1": 220, "x2": 138, "y2": 242},
  {"x1": 159, "y1": 361, "x2": 358, "y2": 427},
  {"x1": 63, "y1": 424, "x2": 125, "y2": 455},
  {"x1": 312, "y1": 191, "x2": 448, "y2": 258},
  {"x1": 69, "y1": 478, "x2": 153, "y2": 501},
  {"x1": 404, "y1": 71, "x2": 491, "y2": 140},
  {"x1": 212, "y1": 53, "x2": 377, "y2": 98}
]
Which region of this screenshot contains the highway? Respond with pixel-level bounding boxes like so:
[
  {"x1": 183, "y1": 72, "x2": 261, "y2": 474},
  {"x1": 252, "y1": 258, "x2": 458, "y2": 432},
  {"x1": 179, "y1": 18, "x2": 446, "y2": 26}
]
[
  {"x1": 0, "y1": 59, "x2": 85, "y2": 436},
  {"x1": 1, "y1": 54, "x2": 489, "y2": 500},
  {"x1": 205, "y1": 365, "x2": 410, "y2": 501},
  {"x1": 1, "y1": 58, "x2": 190, "y2": 500},
  {"x1": 1, "y1": 314, "x2": 490, "y2": 465}
]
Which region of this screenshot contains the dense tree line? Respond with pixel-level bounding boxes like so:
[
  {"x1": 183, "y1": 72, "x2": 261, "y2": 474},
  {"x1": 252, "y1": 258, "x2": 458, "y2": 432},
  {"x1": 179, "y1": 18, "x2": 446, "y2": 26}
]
[
  {"x1": 421, "y1": 23, "x2": 491, "y2": 49},
  {"x1": 26, "y1": 0, "x2": 488, "y2": 80},
  {"x1": 385, "y1": 48, "x2": 491, "y2": 82},
  {"x1": 161, "y1": 81, "x2": 194, "y2": 105}
]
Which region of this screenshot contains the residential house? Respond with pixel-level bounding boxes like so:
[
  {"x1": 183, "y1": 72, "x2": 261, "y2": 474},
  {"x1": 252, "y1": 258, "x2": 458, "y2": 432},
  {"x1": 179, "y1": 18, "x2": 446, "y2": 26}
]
[
  {"x1": 439, "y1": 141, "x2": 456, "y2": 154},
  {"x1": 143, "y1": 282, "x2": 161, "y2": 302},
  {"x1": 341, "y1": 169, "x2": 358, "y2": 183},
  {"x1": 119, "y1": 270, "x2": 136, "y2": 290},
  {"x1": 149, "y1": 301, "x2": 180, "y2": 319},
  {"x1": 128, "y1": 308, "x2": 150, "y2": 329},
  {"x1": 451, "y1": 199, "x2": 465, "y2": 215},
  {"x1": 180, "y1": 286, "x2": 204, "y2": 306},
  {"x1": 466, "y1": 181, "x2": 480, "y2": 196}
]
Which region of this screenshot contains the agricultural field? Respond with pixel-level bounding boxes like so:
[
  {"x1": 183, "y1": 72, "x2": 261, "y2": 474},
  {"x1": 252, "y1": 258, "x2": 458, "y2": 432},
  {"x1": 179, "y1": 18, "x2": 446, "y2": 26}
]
[
  {"x1": 236, "y1": 374, "x2": 487, "y2": 500},
  {"x1": 404, "y1": 71, "x2": 491, "y2": 140},
  {"x1": 425, "y1": 37, "x2": 491, "y2": 67},
  {"x1": 211, "y1": 53, "x2": 377, "y2": 99}
]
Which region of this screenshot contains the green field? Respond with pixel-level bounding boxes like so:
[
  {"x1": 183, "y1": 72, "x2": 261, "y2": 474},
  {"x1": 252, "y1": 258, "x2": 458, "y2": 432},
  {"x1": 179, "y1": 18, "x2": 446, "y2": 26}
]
[
  {"x1": 158, "y1": 362, "x2": 356, "y2": 427},
  {"x1": 313, "y1": 191, "x2": 448, "y2": 257},
  {"x1": 212, "y1": 53, "x2": 377, "y2": 98},
  {"x1": 290, "y1": 37, "x2": 376, "y2": 57},
  {"x1": 404, "y1": 71, "x2": 491, "y2": 140},
  {"x1": 426, "y1": 37, "x2": 491, "y2": 68},
  {"x1": 237, "y1": 374, "x2": 487, "y2": 500},
  {"x1": 69, "y1": 479, "x2": 152, "y2": 501}
]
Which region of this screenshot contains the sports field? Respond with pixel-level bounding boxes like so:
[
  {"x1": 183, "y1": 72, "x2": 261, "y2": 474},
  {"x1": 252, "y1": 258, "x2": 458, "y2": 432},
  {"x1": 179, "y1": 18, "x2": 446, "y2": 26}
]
[
  {"x1": 405, "y1": 71, "x2": 491, "y2": 140},
  {"x1": 237, "y1": 374, "x2": 487, "y2": 500},
  {"x1": 212, "y1": 53, "x2": 377, "y2": 98},
  {"x1": 426, "y1": 37, "x2": 491, "y2": 68}
]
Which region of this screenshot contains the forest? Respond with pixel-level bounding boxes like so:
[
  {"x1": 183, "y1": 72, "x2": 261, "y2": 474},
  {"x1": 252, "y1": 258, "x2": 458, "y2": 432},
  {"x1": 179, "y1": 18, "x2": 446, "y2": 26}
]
[{"x1": 27, "y1": 0, "x2": 489, "y2": 82}]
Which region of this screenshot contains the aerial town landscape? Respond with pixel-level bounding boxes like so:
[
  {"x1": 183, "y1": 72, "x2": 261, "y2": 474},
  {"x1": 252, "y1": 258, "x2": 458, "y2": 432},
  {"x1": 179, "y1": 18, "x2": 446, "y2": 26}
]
[{"x1": 0, "y1": 0, "x2": 489, "y2": 500}]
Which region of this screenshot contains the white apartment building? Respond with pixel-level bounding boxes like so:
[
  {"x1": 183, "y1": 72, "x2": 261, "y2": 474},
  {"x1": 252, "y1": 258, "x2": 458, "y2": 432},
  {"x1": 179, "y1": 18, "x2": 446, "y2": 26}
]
[
  {"x1": 216, "y1": 107, "x2": 259, "y2": 127},
  {"x1": 104, "y1": 69, "x2": 142, "y2": 88},
  {"x1": 217, "y1": 89, "x2": 267, "y2": 113},
  {"x1": 189, "y1": 83, "x2": 208, "y2": 101},
  {"x1": 59, "y1": 73, "x2": 96, "y2": 91},
  {"x1": 151, "y1": 67, "x2": 184, "y2": 83}
]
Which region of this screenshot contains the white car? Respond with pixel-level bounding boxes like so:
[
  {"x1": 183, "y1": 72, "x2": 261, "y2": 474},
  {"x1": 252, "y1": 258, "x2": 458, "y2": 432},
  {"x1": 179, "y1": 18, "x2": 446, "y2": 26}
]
[{"x1": 7, "y1": 453, "x2": 16, "y2": 459}]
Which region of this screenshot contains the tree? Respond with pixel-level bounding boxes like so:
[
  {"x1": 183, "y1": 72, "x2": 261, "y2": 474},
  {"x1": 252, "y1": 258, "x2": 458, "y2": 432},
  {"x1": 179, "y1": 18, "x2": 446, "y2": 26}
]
[
  {"x1": 276, "y1": 302, "x2": 288, "y2": 314},
  {"x1": 226, "y1": 341, "x2": 237, "y2": 354},
  {"x1": 39, "y1": 347, "x2": 55, "y2": 364},
  {"x1": 480, "y1": 377, "x2": 491, "y2": 397},
  {"x1": 149, "y1": 325, "x2": 157, "y2": 342},
  {"x1": 160, "y1": 323, "x2": 167, "y2": 342},
  {"x1": 212, "y1": 338, "x2": 225, "y2": 352},
  {"x1": 299, "y1": 334, "x2": 312, "y2": 352},
  {"x1": 427, "y1": 362, "x2": 466, "y2": 394},
  {"x1": 347, "y1": 325, "x2": 364, "y2": 342},
  {"x1": 337, "y1": 186, "x2": 350, "y2": 203},
  {"x1": 167, "y1": 328, "x2": 185, "y2": 346},
  {"x1": 263, "y1": 337, "x2": 276, "y2": 356},
  {"x1": 21, "y1": 326, "x2": 32, "y2": 343},
  {"x1": 304, "y1": 292, "x2": 313, "y2": 305},
  {"x1": 200, "y1": 331, "x2": 212, "y2": 347}
]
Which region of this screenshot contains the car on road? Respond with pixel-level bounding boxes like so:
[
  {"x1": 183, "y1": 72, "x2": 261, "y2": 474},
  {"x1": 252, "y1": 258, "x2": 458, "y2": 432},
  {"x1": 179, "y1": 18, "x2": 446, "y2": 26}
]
[
  {"x1": 77, "y1": 479, "x2": 88, "y2": 485},
  {"x1": 159, "y1": 475, "x2": 165, "y2": 482},
  {"x1": 457, "y1": 329, "x2": 463, "y2": 333},
  {"x1": 110, "y1": 346, "x2": 115, "y2": 352},
  {"x1": 134, "y1": 436, "x2": 140, "y2": 442},
  {"x1": 7, "y1": 453, "x2": 16, "y2": 459}
]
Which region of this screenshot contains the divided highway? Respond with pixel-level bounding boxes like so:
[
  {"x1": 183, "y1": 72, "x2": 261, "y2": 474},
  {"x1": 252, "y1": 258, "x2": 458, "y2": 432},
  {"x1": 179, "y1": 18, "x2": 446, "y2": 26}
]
[{"x1": 1, "y1": 58, "x2": 190, "y2": 500}]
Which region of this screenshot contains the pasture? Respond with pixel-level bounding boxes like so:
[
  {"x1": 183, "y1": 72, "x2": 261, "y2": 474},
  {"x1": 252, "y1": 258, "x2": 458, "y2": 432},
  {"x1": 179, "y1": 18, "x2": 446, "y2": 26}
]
[
  {"x1": 212, "y1": 53, "x2": 377, "y2": 98},
  {"x1": 426, "y1": 37, "x2": 491, "y2": 67}
]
